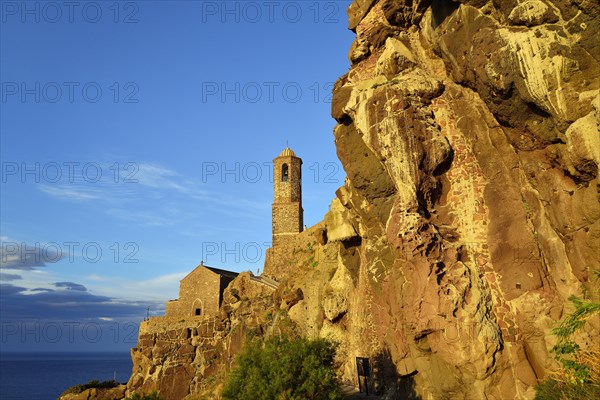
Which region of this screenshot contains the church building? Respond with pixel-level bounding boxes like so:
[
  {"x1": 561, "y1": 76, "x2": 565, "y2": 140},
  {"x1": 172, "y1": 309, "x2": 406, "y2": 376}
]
[
  {"x1": 161, "y1": 147, "x2": 303, "y2": 319},
  {"x1": 165, "y1": 262, "x2": 238, "y2": 318}
]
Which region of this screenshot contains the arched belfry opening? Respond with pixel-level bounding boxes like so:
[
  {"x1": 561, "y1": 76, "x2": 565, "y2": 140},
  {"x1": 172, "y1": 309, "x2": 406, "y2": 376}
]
[{"x1": 282, "y1": 164, "x2": 289, "y2": 182}]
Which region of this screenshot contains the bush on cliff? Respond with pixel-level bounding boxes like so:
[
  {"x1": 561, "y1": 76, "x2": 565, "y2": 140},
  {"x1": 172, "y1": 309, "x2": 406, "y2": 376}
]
[
  {"x1": 535, "y1": 271, "x2": 600, "y2": 399},
  {"x1": 222, "y1": 336, "x2": 342, "y2": 400}
]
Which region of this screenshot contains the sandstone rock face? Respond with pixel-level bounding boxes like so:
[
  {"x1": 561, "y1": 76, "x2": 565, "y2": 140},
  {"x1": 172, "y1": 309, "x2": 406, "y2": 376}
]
[
  {"x1": 323, "y1": 292, "x2": 348, "y2": 322},
  {"x1": 325, "y1": 198, "x2": 359, "y2": 242},
  {"x1": 307, "y1": 0, "x2": 599, "y2": 398}
]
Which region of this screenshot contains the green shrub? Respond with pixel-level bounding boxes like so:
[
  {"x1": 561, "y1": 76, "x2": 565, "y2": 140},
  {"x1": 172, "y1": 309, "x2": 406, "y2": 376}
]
[
  {"x1": 550, "y1": 294, "x2": 600, "y2": 384},
  {"x1": 535, "y1": 378, "x2": 600, "y2": 400},
  {"x1": 535, "y1": 271, "x2": 600, "y2": 399},
  {"x1": 222, "y1": 336, "x2": 342, "y2": 400}
]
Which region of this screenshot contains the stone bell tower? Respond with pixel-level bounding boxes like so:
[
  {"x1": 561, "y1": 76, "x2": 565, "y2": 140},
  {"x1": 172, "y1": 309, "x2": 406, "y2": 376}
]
[{"x1": 272, "y1": 147, "x2": 303, "y2": 245}]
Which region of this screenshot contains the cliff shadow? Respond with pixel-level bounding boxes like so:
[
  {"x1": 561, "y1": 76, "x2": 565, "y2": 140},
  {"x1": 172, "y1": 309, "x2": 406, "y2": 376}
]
[
  {"x1": 371, "y1": 348, "x2": 421, "y2": 399},
  {"x1": 431, "y1": 0, "x2": 460, "y2": 29}
]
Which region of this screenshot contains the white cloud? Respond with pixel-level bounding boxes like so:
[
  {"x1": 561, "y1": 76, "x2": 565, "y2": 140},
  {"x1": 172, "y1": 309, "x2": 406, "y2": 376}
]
[
  {"x1": 134, "y1": 163, "x2": 189, "y2": 192},
  {"x1": 39, "y1": 185, "x2": 99, "y2": 201},
  {"x1": 85, "y1": 274, "x2": 112, "y2": 282},
  {"x1": 82, "y1": 271, "x2": 188, "y2": 303}
]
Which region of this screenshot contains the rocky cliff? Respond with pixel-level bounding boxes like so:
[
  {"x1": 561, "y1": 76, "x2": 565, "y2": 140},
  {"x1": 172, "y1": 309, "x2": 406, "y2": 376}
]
[
  {"x1": 316, "y1": 0, "x2": 598, "y2": 397},
  {"x1": 125, "y1": 1, "x2": 599, "y2": 399},
  {"x1": 125, "y1": 272, "x2": 290, "y2": 399}
]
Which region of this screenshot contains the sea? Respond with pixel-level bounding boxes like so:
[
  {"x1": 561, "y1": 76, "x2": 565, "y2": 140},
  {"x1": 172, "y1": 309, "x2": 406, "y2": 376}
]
[{"x1": 0, "y1": 352, "x2": 133, "y2": 400}]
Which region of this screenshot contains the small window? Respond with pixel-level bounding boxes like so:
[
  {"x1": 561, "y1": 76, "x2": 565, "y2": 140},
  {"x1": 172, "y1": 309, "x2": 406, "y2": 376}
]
[
  {"x1": 282, "y1": 164, "x2": 289, "y2": 182},
  {"x1": 195, "y1": 308, "x2": 201, "y2": 316}
]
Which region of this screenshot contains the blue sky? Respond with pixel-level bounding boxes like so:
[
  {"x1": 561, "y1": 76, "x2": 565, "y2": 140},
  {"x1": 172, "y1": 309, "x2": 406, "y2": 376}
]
[{"x1": 0, "y1": 0, "x2": 354, "y2": 351}]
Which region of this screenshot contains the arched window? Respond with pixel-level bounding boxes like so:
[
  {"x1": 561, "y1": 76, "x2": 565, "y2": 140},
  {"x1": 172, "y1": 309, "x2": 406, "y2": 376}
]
[
  {"x1": 282, "y1": 164, "x2": 289, "y2": 182},
  {"x1": 192, "y1": 299, "x2": 203, "y2": 317}
]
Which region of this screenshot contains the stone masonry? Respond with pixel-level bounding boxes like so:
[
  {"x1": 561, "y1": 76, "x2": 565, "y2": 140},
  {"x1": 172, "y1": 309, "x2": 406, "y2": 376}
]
[
  {"x1": 271, "y1": 147, "x2": 303, "y2": 246},
  {"x1": 165, "y1": 263, "x2": 238, "y2": 319}
]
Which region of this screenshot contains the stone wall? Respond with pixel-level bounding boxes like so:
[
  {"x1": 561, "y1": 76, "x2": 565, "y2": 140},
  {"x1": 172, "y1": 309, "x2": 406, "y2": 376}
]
[
  {"x1": 128, "y1": 316, "x2": 247, "y2": 400},
  {"x1": 271, "y1": 202, "x2": 304, "y2": 246},
  {"x1": 264, "y1": 222, "x2": 327, "y2": 281},
  {"x1": 165, "y1": 299, "x2": 180, "y2": 316},
  {"x1": 165, "y1": 266, "x2": 222, "y2": 319}
]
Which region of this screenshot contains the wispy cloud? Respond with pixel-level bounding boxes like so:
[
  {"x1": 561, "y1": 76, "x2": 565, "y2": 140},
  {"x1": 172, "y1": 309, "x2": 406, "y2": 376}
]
[
  {"x1": 134, "y1": 163, "x2": 190, "y2": 192},
  {"x1": 85, "y1": 274, "x2": 112, "y2": 282},
  {"x1": 88, "y1": 271, "x2": 187, "y2": 303},
  {"x1": 136, "y1": 272, "x2": 186, "y2": 289},
  {"x1": 39, "y1": 185, "x2": 100, "y2": 201},
  {"x1": 35, "y1": 161, "x2": 268, "y2": 228}
]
